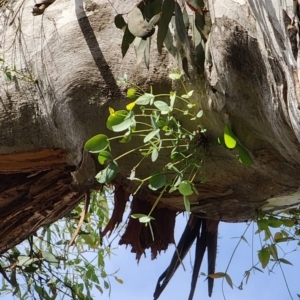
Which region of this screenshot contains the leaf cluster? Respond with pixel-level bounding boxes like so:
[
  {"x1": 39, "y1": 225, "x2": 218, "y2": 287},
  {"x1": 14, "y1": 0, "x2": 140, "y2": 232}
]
[
  {"x1": 218, "y1": 124, "x2": 253, "y2": 165},
  {"x1": 85, "y1": 73, "x2": 206, "y2": 229},
  {"x1": 114, "y1": 0, "x2": 211, "y2": 75},
  {"x1": 0, "y1": 191, "x2": 121, "y2": 300}
]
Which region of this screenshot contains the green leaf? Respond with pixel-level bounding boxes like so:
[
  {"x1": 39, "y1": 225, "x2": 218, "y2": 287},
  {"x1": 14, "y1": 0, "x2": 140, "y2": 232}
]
[
  {"x1": 258, "y1": 247, "x2": 270, "y2": 269},
  {"x1": 179, "y1": 180, "x2": 194, "y2": 196},
  {"x1": 121, "y1": 26, "x2": 135, "y2": 57},
  {"x1": 192, "y1": 12, "x2": 206, "y2": 74},
  {"x1": 225, "y1": 274, "x2": 233, "y2": 289},
  {"x1": 114, "y1": 14, "x2": 127, "y2": 31},
  {"x1": 164, "y1": 28, "x2": 177, "y2": 57},
  {"x1": 42, "y1": 251, "x2": 59, "y2": 265},
  {"x1": 268, "y1": 216, "x2": 282, "y2": 228},
  {"x1": 183, "y1": 195, "x2": 190, "y2": 212},
  {"x1": 237, "y1": 143, "x2": 253, "y2": 165},
  {"x1": 148, "y1": 172, "x2": 167, "y2": 190},
  {"x1": 157, "y1": 0, "x2": 175, "y2": 53},
  {"x1": 175, "y1": 2, "x2": 188, "y2": 47},
  {"x1": 224, "y1": 124, "x2": 237, "y2": 149},
  {"x1": 136, "y1": 93, "x2": 154, "y2": 105},
  {"x1": 144, "y1": 129, "x2": 160, "y2": 143},
  {"x1": 95, "y1": 284, "x2": 103, "y2": 294},
  {"x1": 268, "y1": 244, "x2": 278, "y2": 260},
  {"x1": 257, "y1": 218, "x2": 269, "y2": 230},
  {"x1": 135, "y1": 38, "x2": 148, "y2": 64},
  {"x1": 263, "y1": 227, "x2": 272, "y2": 241},
  {"x1": 120, "y1": 131, "x2": 132, "y2": 143},
  {"x1": 84, "y1": 134, "x2": 109, "y2": 153},
  {"x1": 127, "y1": 88, "x2": 136, "y2": 99},
  {"x1": 139, "y1": 216, "x2": 155, "y2": 223},
  {"x1": 154, "y1": 100, "x2": 170, "y2": 114},
  {"x1": 98, "y1": 151, "x2": 112, "y2": 165},
  {"x1": 131, "y1": 213, "x2": 148, "y2": 219},
  {"x1": 209, "y1": 272, "x2": 226, "y2": 278},
  {"x1": 282, "y1": 218, "x2": 295, "y2": 227},
  {"x1": 81, "y1": 234, "x2": 95, "y2": 247},
  {"x1": 278, "y1": 258, "x2": 293, "y2": 265},
  {"x1": 114, "y1": 276, "x2": 124, "y2": 284},
  {"x1": 170, "y1": 91, "x2": 176, "y2": 108},
  {"x1": 106, "y1": 110, "x2": 133, "y2": 132},
  {"x1": 17, "y1": 256, "x2": 37, "y2": 267},
  {"x1": 196, "y1": 110, "x2": 203, "y2": 118},
  {"x1": 274, "y1": 231, "x2": 283, "y2": 242},
  {"x1": 144, "y1": 36, "x2": 151, "y2": 69},
  {"x1": 95, "y1": 161, "x2": 118, "y2": 183},
  {"x1": 151, "y1": 148, "x2": 159, "y2": 162},
  {"x1": 104, "y1": 281, "x2": 109, "y2": 289}
]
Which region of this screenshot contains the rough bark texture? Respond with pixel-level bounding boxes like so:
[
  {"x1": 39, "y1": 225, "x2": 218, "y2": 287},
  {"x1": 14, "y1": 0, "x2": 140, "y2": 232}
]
[{"x1": 1, "y1": 0, "x2": 300, "y2": 255}]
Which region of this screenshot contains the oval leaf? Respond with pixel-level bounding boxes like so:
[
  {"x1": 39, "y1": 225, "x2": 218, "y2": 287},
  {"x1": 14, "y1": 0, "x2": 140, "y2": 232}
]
[
  {"x1": 148, "y1": 172, "x2": 166, "y2": 190},
  {"x1": 127, "y1": 88, "x2": 136, "y2": 99},
  {"x1": 106, "y1": 110, "x2": 132, "y2": 132},
  {"x1": 224, "y1": 124, "x2": 237, "y2": 149},
  {"x1": 151, "y1": 148, "x2": 159, "y2": 162},
  {"x1": 154, "y1": 100, "x2": 170, "y2": 114},
  {"x1": 157, "y1": 0, "x2": 175, "y2": 53},
  {"x1": 237, "y1": 143, "x2": 253, "y2": 165},
  {"x1": 225, "y1": 274, "x2": 233, "y2": 289},
  {"x1": 258, "y1": 247, "x2": 270, "y2": 269},
  {"x1": 144, "y1": 129, "x2": 160, "y2": 143},
  {"x1": 209, "y1": 272, "x2": 226, "y2": 279},
  {"x1": 84, "y1": 134, "x2": 109, "y2": 153},
  {"x1": 136, "y1": 93, "x2": 153, "y2": 105},
  {"x1": 268, "y1": 216, "x2": 282, "y2": 228},
  {"x1": 98, "y1": 151, "x2": 112, "y2": 165},
  {"x1": 95, "y1": 161, "x2": 118, "y2": 183},
  {"x1": 179, "y1": 180, "x2": 194, "y2": 196}
]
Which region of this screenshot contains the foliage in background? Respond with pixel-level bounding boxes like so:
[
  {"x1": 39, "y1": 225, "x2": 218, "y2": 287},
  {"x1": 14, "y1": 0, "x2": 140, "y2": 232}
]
[
  {"x1": 0, "y1": 58, "x2": 35, "y2": 82},
  {"x1": 0, "y1": 190, "x2": 124, "y2": 300},
  {"x1": 202, "y1": 211, "x2": 300, "y2": 300},
  {"x1": 114, "y1": 0, "x2": 211, "y2": 76}
]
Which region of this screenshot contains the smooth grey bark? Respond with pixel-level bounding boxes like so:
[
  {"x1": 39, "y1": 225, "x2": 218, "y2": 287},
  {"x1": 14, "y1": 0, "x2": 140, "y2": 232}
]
[{"x1": 0, "y1": 0, "x2": 300, "y2": 242}]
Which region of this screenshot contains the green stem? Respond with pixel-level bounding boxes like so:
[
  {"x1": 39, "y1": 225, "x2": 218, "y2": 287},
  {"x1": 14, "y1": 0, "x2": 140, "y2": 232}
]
[
  {"x1": 114, "y1": 143, "x2": 150, "y2": 161},
  {"x1": 148, "y1": 186, "x2": 168, "y2": 216},
  {"x1": 135, "y1": 121, "x2": 153, "y2": 128}
]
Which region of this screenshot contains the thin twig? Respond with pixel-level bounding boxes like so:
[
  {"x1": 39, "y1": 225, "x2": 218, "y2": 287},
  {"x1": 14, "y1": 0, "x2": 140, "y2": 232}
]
[{"x1": 69, "y1": 191, "x2": 90, "y2": 246}]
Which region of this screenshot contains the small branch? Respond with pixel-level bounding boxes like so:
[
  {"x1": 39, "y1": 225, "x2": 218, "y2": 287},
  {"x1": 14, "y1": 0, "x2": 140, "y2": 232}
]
[{"x1": 68, "y1": 191, "x2": 90, "y2": 246}]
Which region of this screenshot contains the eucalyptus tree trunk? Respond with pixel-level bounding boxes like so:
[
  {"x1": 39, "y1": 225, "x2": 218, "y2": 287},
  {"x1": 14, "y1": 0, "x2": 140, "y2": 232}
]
[{"x1": 0, "y1": 0, "x2": 300, "y2": 254}]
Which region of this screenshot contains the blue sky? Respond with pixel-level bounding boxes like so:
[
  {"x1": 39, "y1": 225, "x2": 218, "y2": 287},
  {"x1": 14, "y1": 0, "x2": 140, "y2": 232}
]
[
  {"x1": 104, "y1": 215, "x2": 300, "y2": 300},
  {"x1": 2, "y1": 214, "x2": 299, "y2": 300}
]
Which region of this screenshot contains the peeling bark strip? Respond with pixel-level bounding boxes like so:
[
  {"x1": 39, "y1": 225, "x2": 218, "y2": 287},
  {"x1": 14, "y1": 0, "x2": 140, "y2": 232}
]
[
  {"x1": 119, "y1": 196, "x2": 176, "y2": 261},
  {"x1": 0, "y1": 149, "x2": 67, "y2": 173},
  {"x1": 100, "y1": 185, "x2": 130, "y2": 238},
  {"x1": 154, "y1": 216, "x2": 219, "y2": 300}
]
